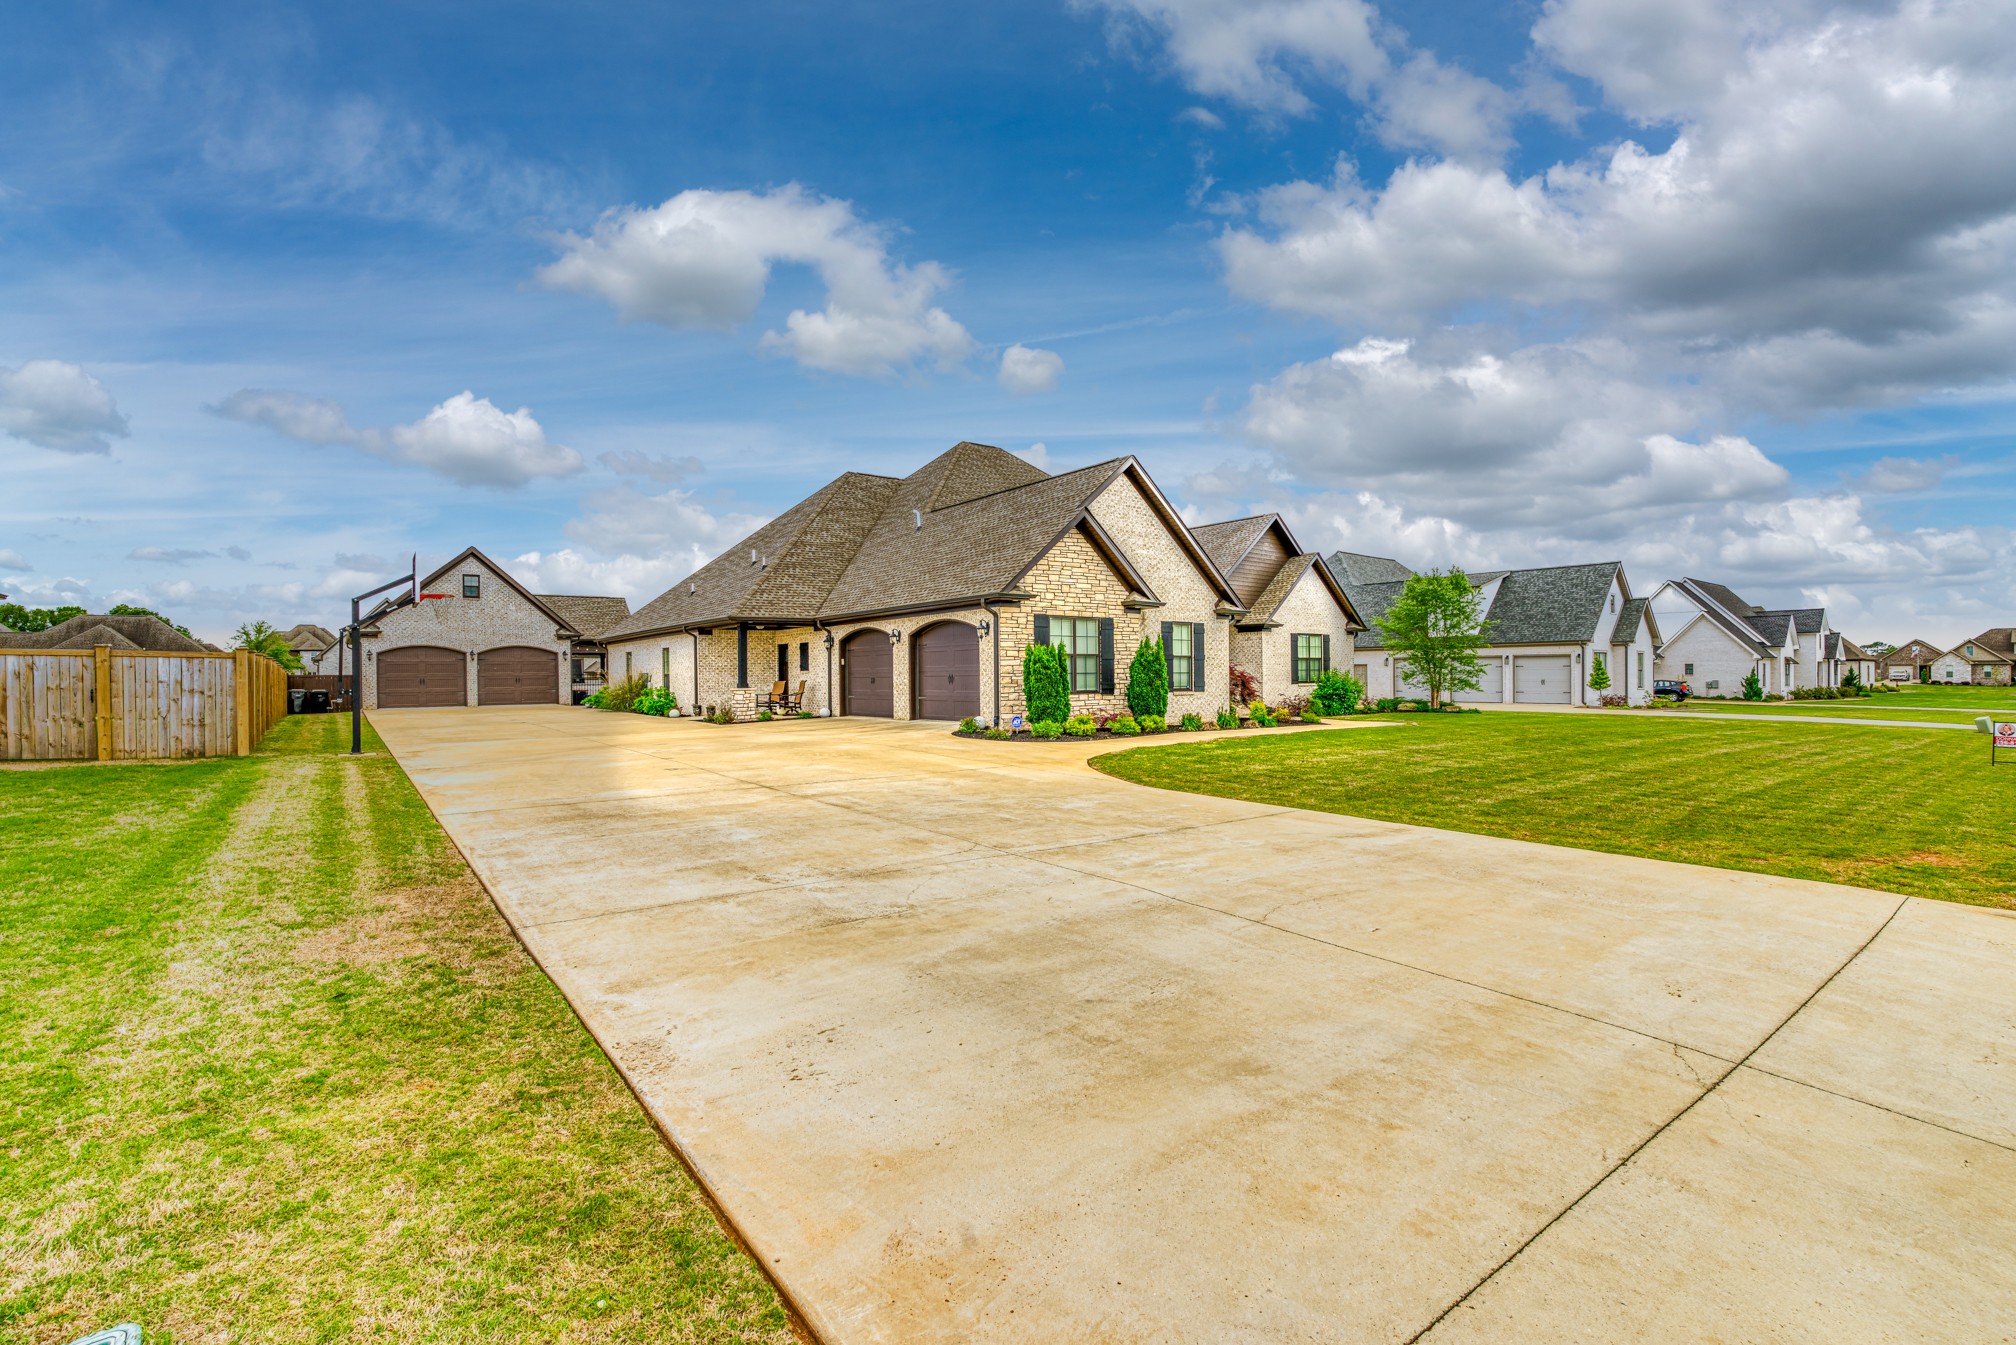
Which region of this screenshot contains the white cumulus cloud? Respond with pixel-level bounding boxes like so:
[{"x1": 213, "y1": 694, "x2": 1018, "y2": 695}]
[
  {"x1": 998, "y1": 344, "x2": 1065, "y2": 395},
  {"x1": 212, "y1": 388, "x2": 583, "y2": 488},
  {"x1": 0, "y1": 360, "x2": 130, "y2": 454},
  {"x1": 539, "y1": 184, "x2": 976, "y2": 378}
]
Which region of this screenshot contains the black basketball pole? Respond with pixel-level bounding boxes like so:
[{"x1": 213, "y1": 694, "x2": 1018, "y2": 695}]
[{"x1": 349, "y1": 559, "x2": 418, "y2": 755}]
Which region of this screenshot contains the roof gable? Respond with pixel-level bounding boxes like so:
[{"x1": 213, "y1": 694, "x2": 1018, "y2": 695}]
[
  {"x1": 1480, "y1": 563, "x2": 1621, "y2": 644},
  {"x1": 416, "y1": 547, "x2": 579, "y2": 635},
  {"x1": 538, "y1": 594, "x2": 632, "y2": 639},
  {"x1": 1328, "y1": 551, "x2": 1416, "y2": 586},
  {"x1": 6, "y1": 612, "x2": 207, "y2": 652}
]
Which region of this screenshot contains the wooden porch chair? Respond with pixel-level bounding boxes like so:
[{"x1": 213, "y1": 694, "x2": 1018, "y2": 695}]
[{"x1": 779, "y1": 679, "x2": 809, "y2": 714}]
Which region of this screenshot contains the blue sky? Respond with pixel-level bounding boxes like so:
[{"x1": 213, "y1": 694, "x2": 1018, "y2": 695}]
[{"x1": 3, "y1": 0, "x2": 2012, "y2": 645}]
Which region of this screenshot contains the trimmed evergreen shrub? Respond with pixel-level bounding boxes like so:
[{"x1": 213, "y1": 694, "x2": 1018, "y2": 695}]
[
  {"x1": 1022, "y1": 641, "x2": 1071, "y2": 725},
  {"x1": 1588, "y1": 654, "x2": 1612, "y2": 692},
  {"x1": 1063, "y1": 714, "x2": 1097, "y2": 738},
  {"x1": 1138, "y1": 714, "x2": 1165, "y2": 733},
  {"x1": 1742, "y1": 671, "x2": 1764, "y2": 700},
  {"x1": 1126, "y1": 637, "x2": 1169, "y2": 720}
]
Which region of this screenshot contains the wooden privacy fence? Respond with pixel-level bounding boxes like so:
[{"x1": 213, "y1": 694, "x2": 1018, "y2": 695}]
[{"x1": 1, "y1": 646, "x2": 290, "y2": 761}]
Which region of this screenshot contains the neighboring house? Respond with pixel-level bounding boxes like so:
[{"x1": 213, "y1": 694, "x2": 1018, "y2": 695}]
[
  {"x1": 357, "y1": 547, "x2": 625, "y2": 710},
  {"x1": 3, "y1": 612, "x2": 208, "y2": 653},
  {"x1": 604, "y1": 441, "x2": 1338, "y2": 723},
  {"x1": 538, "y1": 594, "x2": 633, "y2": 701},
  {"x1": 1875, "y1": 637, "x2": 1944, "y2": 683},
  {"x1": 1332, "y1": 558, "x2": 1660, "y2": 705},
  {"x1": 1189, "y1": 514, "x2": 1360, "y2": 707},
  {"x1": 1753, "y1": 606, "x2": 1838, "y2": 689},
  {"x1": 1648, "y1": 579, "x2": 1809, "y2": 696},
  {"x1": 277, "y1": 623, "x2": 338, "y2": 670},
  {"x1": 1932, "y1": 629, "x2": 2015, "y2": 685},
  {"x1": 1830, "y1": 634, "x2": 1879, "y2": 687}
]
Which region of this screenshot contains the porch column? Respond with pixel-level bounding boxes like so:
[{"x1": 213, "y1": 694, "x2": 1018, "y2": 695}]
[{"x1": 736, "y1": 623, "x2": 748, "y2": 688}]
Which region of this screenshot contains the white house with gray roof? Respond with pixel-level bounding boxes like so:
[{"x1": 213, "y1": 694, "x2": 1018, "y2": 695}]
[
  {"x1": 1648, "y1": 579, "x2": 1840, "y2": 696},
  {"x1": 1329, "y1": 557, "x2": 1660, "y2": 706}
]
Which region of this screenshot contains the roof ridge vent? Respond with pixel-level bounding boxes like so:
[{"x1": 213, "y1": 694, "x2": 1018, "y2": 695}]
[{"x1": 913, "y1": 508, "x2": 922, "y2": 531}]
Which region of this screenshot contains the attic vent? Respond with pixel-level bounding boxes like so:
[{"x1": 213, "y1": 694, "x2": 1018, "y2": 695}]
[
  {"x1": 913, "y1": 508, "x2": 923, "y2": 531},
  {"x1": 750, "y1": 549, "x2": 759, "y2": 565},
  {"x1": 689, "y1": 583, "x2": 697, "y2": 594}
]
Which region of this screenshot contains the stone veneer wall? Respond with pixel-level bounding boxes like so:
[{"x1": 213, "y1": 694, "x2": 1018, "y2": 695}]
[
  {"x1": 1085, "y1": 472, "x2": 1231, "y2": 720},
  {"x1": 1250, "y1": 567, "x2": 1357, "y2": 706},
  {"x1": 363, "y1": 553, "x2": 570, "y2": 708}
]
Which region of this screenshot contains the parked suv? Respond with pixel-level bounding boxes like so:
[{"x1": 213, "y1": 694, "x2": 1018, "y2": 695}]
[{"x1": 1653, "y1": 679, "x2": 1692, "y2": 701}]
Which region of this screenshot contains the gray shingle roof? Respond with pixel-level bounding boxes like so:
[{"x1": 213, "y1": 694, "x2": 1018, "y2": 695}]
[
  {"x1": 1190, "y1": 515, "x2": 1277, "y2": 576},
  {"x1": 6, "y1": 613, "x2": 207, "y2": 652},
  {"x1": 1954, "y1": 627, "x2": 2016, "y2": 661},
  {"x1": 1241, "y1": 553, "x2": 1314, "y2": 626},
  {"x1": 1342, "y1": 562, "x2": 1622, "y2": 649},
  {"x1": 1334, "y1": 579, "x2": 1408, "y2": 649},
  {"x1": 1329, "y1": 551, "x2": 1416, "y2": 585},
  {"x1": 1612, "y1": 596, "x2": 1648, "y2": 646},
  {"x1": 1746, "y1": 611, "x2": 1795, "y2": 647},
  {"x1": 279, "y1": 623, "x2": 337, "y2": 650},
  {"x1": 538, "y1": 594, "x2": 632, "y2": 639},
  {"x1": 1758, "y1": 607, "x2": 1825, "y2": 635}
]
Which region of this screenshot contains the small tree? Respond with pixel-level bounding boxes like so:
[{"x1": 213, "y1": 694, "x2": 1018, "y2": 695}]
[
  {"x1": 1741, "y1": 670, "x2": 1764, "y2": 700},
  {"x1": 1841, "y1": 666, "x2": 1862, "y2": 693},
  {"x1": 1228, "y1": 664, "x2": 1259, "y2": 708},
  {"x1": 1588, "y1": 654, "x2": 1611, "y2": 693},
  {"x1": 1022, "y1": 640, "x2": 1070, "y2": 724},
  {"x1": 1310, "y1": 667, "x2": 1361, "y2": 715},
  {"x1": 1126, "y1": 636, "x2": 1169, "y2": 720},
  {"x1": 1375, "y1": 569, "x2": 1492, "y2": 709},
  {"x1": 234, "y1": 620, "x2": 303, "y2": 671}
]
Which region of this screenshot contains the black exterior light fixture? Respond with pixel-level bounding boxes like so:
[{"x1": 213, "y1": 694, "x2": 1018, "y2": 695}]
[
  {"x1": 888, "y1": 628, "x2": 902, "y2": 645},
  {"x1": 976, "y1": 618, "x2": 991, "y2": 637},
  {"x1": 822, "y1": 631, "x2": 835, "y2": 649}
]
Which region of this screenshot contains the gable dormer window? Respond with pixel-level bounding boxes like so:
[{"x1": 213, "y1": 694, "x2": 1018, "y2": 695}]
[{"x1": 462, "y1": 574, "x2": 480, "y2": 599}]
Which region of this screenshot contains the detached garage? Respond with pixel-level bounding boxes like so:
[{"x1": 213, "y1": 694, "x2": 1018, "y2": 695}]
[
  {"x1": 478, "y1": 646, "x2": 559, "y2": 705},
  {"x1": 377, "y1": 647, "x2": 466, "y2": 708}
]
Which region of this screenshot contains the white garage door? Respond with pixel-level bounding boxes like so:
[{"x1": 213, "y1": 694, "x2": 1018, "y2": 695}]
[
  {"x1": 1514, "y1": 655, "x2": 1573, "y2": 704},
  {"x1": 1453, "y1": 661, "x2": 1504, "y2": 703}
]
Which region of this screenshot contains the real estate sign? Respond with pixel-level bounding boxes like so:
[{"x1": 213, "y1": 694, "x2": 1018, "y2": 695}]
[{"x1": 1997, "y1": 721, "x2": 2016, "y2": 749}]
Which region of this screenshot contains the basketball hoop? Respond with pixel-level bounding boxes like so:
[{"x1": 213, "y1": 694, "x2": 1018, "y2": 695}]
[{"x1": 347, "y1": 553, "x2": 424, "y2": 755}]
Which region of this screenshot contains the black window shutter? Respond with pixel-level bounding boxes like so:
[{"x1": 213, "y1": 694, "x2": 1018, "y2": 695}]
[
  {"x1": 1033, "y1": 613, "x2": 1049, "y2": 648},
  {"x1": 1160, "y1": 621, "x2": 1173, "y2": 680},
  {"x1": 777, "y1": 643, "x2": 788, "y2": 682},
  {"x1": 1192, "y1": 622, "x2": 1205, "y2": 690},
  {"x1": 1098, "y1": 617, "x2": 1115, "y2": 693},
  {"x1": 1322, "y1": 634, "x2": 1331, "y2": 672},
  {"x1": 799, "y1": 641, "x2": 809, "y2": 672}
]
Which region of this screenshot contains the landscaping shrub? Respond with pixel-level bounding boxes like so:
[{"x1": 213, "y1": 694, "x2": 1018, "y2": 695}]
[
  {"x1": 1278, "y1": 694, "x2": 1310, "y2": 721},
  {"x1": 633, "y1": 685, "x2": 677, "y2": 716},
  {"x1": 1309, "y1": 667, "x2": 1362, "y2": 715},
  {"x1": 1842, "y1": 667, "x2": 1863, "y2": 693},
  {"x1": 983, "y1": 726, "x2": 1011, "y2": 740},
  {"x1": 595, "y1": 672, "x2": 652, "y2": 713},
  {"x1": 1588, "y1": 654, "x2": 1612, "y2": 693},
  {"x1": 707, "y1": 707, "x2": 735, "y2": 724},
  {"x1": 1251, "y1": 706, "x2": 1278, "y2": 727},
  {"x1": 1741, "y1": 671, "x2": 1764, "y2": 700},
  {"x1": 959, "y1": 716, "x2": 980, "y2": 734},
  {"x1": 1599, "y1": 692, "x2": 1629, "y2": 707},
  {"x1": 1300, "y1": 710, "x2": 1324, "y2": 723},
  {"x1": 1215, "y1": 710, "x2": 1237, "y2": 729},
  {"x1": 1229, "y1": 664, "x2": 1259, "y2": 707},
  {"x1": 1031, "y1": 720, "x2": 1063, "y2": 740},
  {"x1": 1127, "y1": 637, "x2": 1169, "y2": 721},
  {"x1": 1138, "y1": 714, "x2": 1166, "y2": 733},
  {"x1": 756, "y1": 709, "x2": 773, "y2": 721},
  {"x1": 1022, "y1": 641, "x2": 1071, "y2": 725},
  {"x1": 797, "y1": 710, "x2": 815, "y2": 718},
  {"x1": 1063, "y1": 714, "x2": 1097, "y2": 738},
  {"x1": 1109, "y1": 715, "x2": 1142, "y2": 736},
  {"x1": 1182, "y1": 713, "x2": 1204, "y2": 731},
  {"x1": 1376, "y1": 697, "x2": 1401, "y2": 712}
]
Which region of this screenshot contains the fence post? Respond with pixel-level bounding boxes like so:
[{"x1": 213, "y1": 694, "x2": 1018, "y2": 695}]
[
  {"x1": 94, "y1": 644, "x2": 113, "y2": 761},
  {"x1": 234, "y1": 648, "x2": 252, "y2": 756}
]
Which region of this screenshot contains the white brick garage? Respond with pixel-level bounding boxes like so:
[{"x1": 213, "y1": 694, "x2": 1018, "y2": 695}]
[{"x1": 360, "y1": 548, "x2": 577, "y2": 711}]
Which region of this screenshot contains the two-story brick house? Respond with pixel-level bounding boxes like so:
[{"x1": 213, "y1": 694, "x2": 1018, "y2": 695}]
[{"x1": 602, "y1": 442, "x2": 1364, "y2": 723}]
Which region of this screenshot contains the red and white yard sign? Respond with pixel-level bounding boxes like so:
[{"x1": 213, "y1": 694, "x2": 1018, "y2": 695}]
[{"x1": 1997, "y1": 721, "x2": 2016, "y2": 749}]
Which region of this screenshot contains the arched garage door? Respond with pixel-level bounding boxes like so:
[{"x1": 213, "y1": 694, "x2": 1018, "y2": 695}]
[
  {"x1": 378, "y1": 646, "x2": 466, "y2": 708},
  {"x1": 841, "y1": 630, "x2": 893, "y2": 717},
  {"x1": 477, "y1": 646, "x2": 559, "y2": 705},
  {"x1": 912, "y1": 621, "x2": 979, "y2": 721}
]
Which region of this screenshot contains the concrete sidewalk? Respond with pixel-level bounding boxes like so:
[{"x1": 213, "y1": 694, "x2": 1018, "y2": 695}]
[{"x1": 372, "y1": 706, "x2": 2016, "y2": 1344}]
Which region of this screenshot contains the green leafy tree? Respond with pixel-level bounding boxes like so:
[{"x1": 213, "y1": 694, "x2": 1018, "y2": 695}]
[
  {"x1": 110, "y1": 603, "x2": 195, "y2": 639},
  {"x1": 1374, "y1": 569, "x2": 1492, "y2": 709},
  {"x1": 0, "y1": 603, "x2": 86, "y2": 633},
  {"x1": 1125, "y1": 636, "x2": 1169, "y2": 720},
  {"x1": 1741, "y1": 670, "x2": 1764, "y2": 700},
  {"x1": 234, "y1": 620, "x2": 304, "y2": 672},
  {"x1": 1588, "y1": 654, "x2": 1611, "y2": 693},
  {"x1": 1021, "y1": 640, "x2": 1070, "y2": 725},
  {"x1": 1310, "y1": 667, "x2": 1362, "y2": 714}
]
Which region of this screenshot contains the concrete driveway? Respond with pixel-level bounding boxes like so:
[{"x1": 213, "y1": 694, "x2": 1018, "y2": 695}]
[{"x1": 370, "y1": 706, "x2": 2016, "y2": 1344}]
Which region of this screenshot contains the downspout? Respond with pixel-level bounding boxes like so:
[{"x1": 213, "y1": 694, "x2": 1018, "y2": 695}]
[
  {"x1": 690, "y1": 631, "x2": 699, "y2": 713},
  {"x1": 982, "y1": 599, "x2": 1000, "y2": 725}
]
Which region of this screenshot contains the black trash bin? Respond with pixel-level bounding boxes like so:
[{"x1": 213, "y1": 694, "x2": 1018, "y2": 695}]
[{"x1": 304, "y1": 689, "x2": 332, "y2": 714}]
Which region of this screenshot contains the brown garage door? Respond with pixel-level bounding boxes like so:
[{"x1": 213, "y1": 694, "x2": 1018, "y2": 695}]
[
  {"x1": 377, "y1": 646, "x2": 466, "y2": 708},
  {"x1": 477, "y1": 646, "x2": 559, "y2": 705},
  {"x1": 842, "y1": 630, "x2": 893, "y2": 717},
  {"x1": 912, "y1": 621, "x2": 979, "y2": 721}
]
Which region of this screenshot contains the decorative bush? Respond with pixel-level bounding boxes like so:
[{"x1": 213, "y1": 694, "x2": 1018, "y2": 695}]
[
  {"x1": 1278, "y1": 694, "x2": 1309, "y2": 720},
  {"x1": 1109, "y1": 715, "x2": 1142, "y2": 736},
  {"x1": 1309, "y1": 668, "x2": 1362, "y2": 715},
  {"x1": 1252, "y1": 709, "x2": 1278, "y2": 727},
  {"x1": 634, "y1": 685, "x2": 677, "y2": 716},
  {"x1": 1138, "y1": 714, "x2": 1165, "y2": 733},
  {"x1": 1588, "y1": 654, "x2": 1612, "y2": 693},
  {"x1": 1248, "y1": 701, "x2": 1269, "y2": 720},
  {"x1": 797, "y1": 710, "x2": 815, "y2": 718},
  {"x1": 1599, "y1": 692, "x2": 1629, "y2": 707},
  {"x1": 1182, "y1": 713, "x2": 1204, "y2": 731},
  {"x1": 959, "y1": 716, "x2": 980, "y2": 734},
  {"x1": 1842, "y1": 667, "x2": 1863, "y2": 692},
  {"x1": 1215, "y1": 710, "x2": 1237, "y2": 729},
  {"x1": 1228, "y1": 664, "x2": 1259, "y2": 707},
  {"x1": 757, "y1": 709, "x2": 773, "y2": 721},
  {"x1": 1022, "y1": 641, "x2": 1071, "y2": 726},
  {"x1": 1127, "y1": 637, "x2": 1169, "y2": 721},
  {"x1": 983, "y1": 726, "x2": 1011, "y2": 740},
  {"x1": 1300, "y1": 710, "x2": 1324, "y2": 723},
  {"x1": 708, "y1": 707, "x2": 735, "y2": 724},
  {"x1": 595, "y1": 672, "x2": 652, "y2": 713},
  {"x1": 1063, "y1": 714, "x2": 1098, "y2": 738},
  {"x1": 1741, "y1": 671, "x2": 1764, "y2": 700},
  {"x1": 1376, "y1": 697, "x2": 1401, "y2": 712},
  {"x1": 1031, "y1": 720, "x2": 1064, "y2": 740}
]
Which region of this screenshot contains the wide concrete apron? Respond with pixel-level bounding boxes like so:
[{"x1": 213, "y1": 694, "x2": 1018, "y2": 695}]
[{"x1": 370, "y1": 705, "x2": 2016, "y2": 1344}]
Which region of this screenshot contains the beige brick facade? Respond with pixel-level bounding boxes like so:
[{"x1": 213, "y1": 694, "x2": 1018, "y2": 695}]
[
  {"x1": 363, "y1": 552, "x2": 570, "y2": 708},
  {"x1": 1244, "y1": 567, "x2": 1357, "y2": 707},
  {"x1": 1086, "y1": 474, "x2": 1231, "y2": 720}
]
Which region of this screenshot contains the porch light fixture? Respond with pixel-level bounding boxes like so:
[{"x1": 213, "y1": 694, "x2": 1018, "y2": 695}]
[
  {"x1": 823, "y1": 632, "x2": 835, "y2": 649},
  {"x1": 977, "y1": 619, "x2": 990, "y2": 636},
  {"x1": 889, "y1": 628, "x2": 902, "y2": 645}
]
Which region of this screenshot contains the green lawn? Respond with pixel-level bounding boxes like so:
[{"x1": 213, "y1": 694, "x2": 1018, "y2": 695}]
[
  {"x1": 1, "y1": 716, "x2": 789, "y2": 1345},
  {"x1": 1668, "y1": 701, "x2": 1988, "y2": 724},
  {"x1": 1094, "y1": 713, "x2": 2016, "y2": 908}
]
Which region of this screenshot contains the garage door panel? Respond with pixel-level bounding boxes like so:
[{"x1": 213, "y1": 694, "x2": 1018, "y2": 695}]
[
  {"x1": 1453, "y1": 662, "x2": 1504, "y2": 703},
  {"x1": 912, "y1": 622, "x2": 979, "y2": 721},
  {"x1": 379, "y1": 646, "x2": 467, "y2": 708},
  {"x1": 1514, "y1": 655, "x2": 1573, "y2": 704},
  {"x1": 843, "y1": 632, "x2": 893, "y2": 718},
  {"x1": 477, "y1": 646, "x2": 559, "y2": 705}
]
